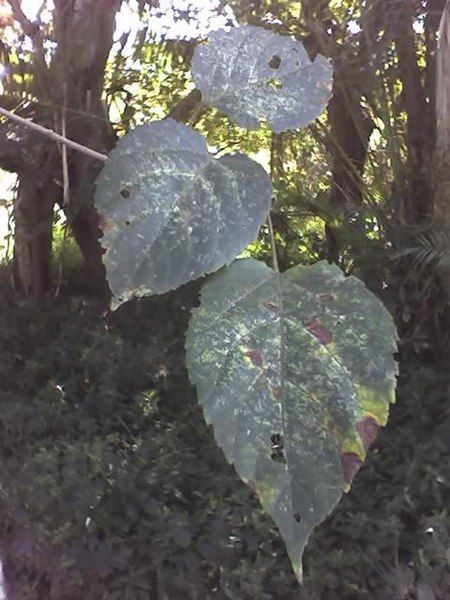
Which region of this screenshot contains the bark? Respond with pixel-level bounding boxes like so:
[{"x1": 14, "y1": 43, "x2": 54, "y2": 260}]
[
  {"x1": 435, "y1": 0, "x2": 450, "y2": 224},
  {"x1": 301, "y1": 2, "x2": 376, "y2": 265},
  {"x1": 434, "y1": 0, "x2": 450, "y2": 301},
  {"x1": 6, "y1": 0, "x2": 121, "y2": 300},
  {"x1": 393, "y1": 1, "x2": 434, "y2": 224},
  {"x1": 13, "y1": 177, "x2": 58, "y2": 299},
  {"x1": 326, "y1": 66, "x2": 374, "y2": 263},
  {"x1": 167, "y1": 89, "x2": 202, "y2": 122}
]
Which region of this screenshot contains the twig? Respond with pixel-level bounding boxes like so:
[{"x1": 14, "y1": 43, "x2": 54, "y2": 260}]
[
  {"x1": 7, "y1": 0, "x2": 48, "y2": 82},
  {"x1": 36, "y1": 1, "x2": 46, "y2": 22},
  {"x1": 0, "y1": 105, "x2": 107, "y2": 162},
  {"x1": 267, "y1": 212, "x2": 279, "y2": 272},
  {"x1": 54, "y1": 86, "x2": 70, "y2": 299},
  {"x1": 7, "y1": 0, "x2": 38, "y2": 37},
  {"x1": 61, "y1": 86, "x2": 70, "y2": 205},
  {"x1": 167, "y1": 88, "x2": 202, "y2": 122}
]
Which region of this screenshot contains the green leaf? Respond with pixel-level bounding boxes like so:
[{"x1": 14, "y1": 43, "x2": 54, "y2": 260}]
[
  {"x1": 185, "y1": 259, "x2": 398, "y2": 580},
  {"x1": 95, "y1": 119, "x2": 272, "y2": 307},
  {"x1": 192, "y1": 25, "x2": 332, "y2": 132}
]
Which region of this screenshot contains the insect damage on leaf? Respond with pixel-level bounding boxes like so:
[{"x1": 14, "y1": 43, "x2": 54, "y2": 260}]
[
  {"x1": 306, "y1": 320, "x2": 333, "y2": 345},
  {"x1": 340, "y1": 452, "x2": 363, "y2": 484},
  {"x1": 356, "y1": 415, "x2": 381, "y2": 450},
  {"x1": 186, "y1": 258, "x2": 398, "y2": 581},
  {"x1": 192, "y1": 25, "x2": 333, "y2": 132},
  {"x1": 95, "y1": 119, "x2": 272, "y2": 306},
  {"x1": 244, "y1": 348, "x2": 264, "y2": 367}
]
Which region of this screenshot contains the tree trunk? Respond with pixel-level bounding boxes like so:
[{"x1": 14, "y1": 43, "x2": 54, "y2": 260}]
[
  {"x1": 9, "y1": 0, "x2": 121, "y2": 300},
  {"x1": 326, "y1": 68, "x2": 373, "y2": 263},
  {"x1": 13, "y1": 177, "x2": 57, "y2": 299},
  {"x1": 393, "y1": 2, "x2": 435, "y2": 224},
  {"x1": 434, "y1": 0, "x2": 450, "y2": 302}
]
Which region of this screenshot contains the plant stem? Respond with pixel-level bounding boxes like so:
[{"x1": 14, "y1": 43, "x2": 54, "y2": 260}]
[
  {"x1": 0, "y1": 105, "x2": 108, "y2": 162},
  {"x1": 267, "y1": 212, "x2": 279, "y2": 272}
]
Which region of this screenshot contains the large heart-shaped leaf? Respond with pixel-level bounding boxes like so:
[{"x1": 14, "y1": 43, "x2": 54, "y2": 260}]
[
  {"x1": 192, "y1": 25, "x2": 333, "y2": 132},
  {"x1": 95, "y1": 119, "x2": 272, "y2": 306},
  {"x1": 185, "y1": 259, "x2": 398, "y2": 579}
]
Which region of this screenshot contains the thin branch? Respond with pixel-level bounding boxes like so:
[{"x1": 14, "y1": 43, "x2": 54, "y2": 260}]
[
  {"x1": 61, "y1": 85, "x2": 70, "y2": 205},
  {"x1": 267, "y1": 212, "x2": 279, "y2": 272},
  {"x1": 7, "y1": 0, "x2": 38, "y2": 37},
  {"x1": 7, "y1": 0, "x2": 47, "y2": 78},
  {"x1": 36, "y1": 0, "x2": 46, "y2": 22},
  {"x1": 0, "y1": 105, "x2": 107, "y2": 162},
  {"x1": 167, "y1": 88, "x2": 202, "y2": 122}
]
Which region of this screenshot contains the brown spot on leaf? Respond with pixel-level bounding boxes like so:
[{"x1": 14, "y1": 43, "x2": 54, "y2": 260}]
[
  {"x1": 307, "y1": 320, "x2": 333, "y2": 344},
  {"x1": 245, "y1": 479, "x2": 256, "y2": 494},
  {"x1": 316, "y1": 292, "x2": 335, "y2": 303},
  {"x1": 325, "y1": 417, "x2": 338, "y2": 435},
  {"x1": 262, "y1": 301, "x2": 281, "y2": 313},
  {"x1": 340, "y1": 452, "x2": 362, "y2": 484},
  {"x1": 356, "y1": 416, "x2": 380, "y2": 451},
  {"x1": 272, "y1": 386, "x2": 281, "y2": 400},
  {"x1": 245, "y1": 479, "x2": 262, "y2": 500},
  {"x1": 98, "y1": 213, "x2": 113, "y2": 233},
  {"x1": 244, "y1": 349, "x2": 264, "y2": 367}
]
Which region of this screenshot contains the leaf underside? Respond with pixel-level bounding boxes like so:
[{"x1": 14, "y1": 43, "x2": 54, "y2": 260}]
[
  {"x1": 95, "y1": 119, "x2": 272, "y2": 307},
  {"x1": 186, "y1": 259, "x2": 398, "y2": 580},
  {"x1": 192, "y1": 25, "x2": 333, "y2": 133}
]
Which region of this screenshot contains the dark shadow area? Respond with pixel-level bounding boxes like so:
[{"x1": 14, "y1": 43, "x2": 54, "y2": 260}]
[{"x1": 0, "y1": 282, "x2": 447, "y2": 599}]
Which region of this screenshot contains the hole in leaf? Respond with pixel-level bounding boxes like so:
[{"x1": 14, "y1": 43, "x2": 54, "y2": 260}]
[
  {"x1": 293, "y1": 513, "x2": 301, "y2": 523},
  {"x1": 268, "y1": 54, "x2": 281, "y2": 69},
  {"x1": 266, "y1": 78, "x2": 283, "y2": 90},
  {"x1": 271, "y1": 433, "x2": 282, "y2": 445},
  {"x1": 271, "y1": 449, "x2": 286, "y2": 464},
  {"x1": 120, "y1": 188, "x2": 130, "y2": 199},
  {"x1": 125, "y1": 220, "x2": 131, "y2": 226}
]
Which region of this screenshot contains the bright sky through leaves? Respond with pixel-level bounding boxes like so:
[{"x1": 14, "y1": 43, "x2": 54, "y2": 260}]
[
  {"x1": 0, "y1": 0, "x2": 235, "y2": 254},
  {"x1": 16, "y1": 0, "x2": 234, "y2": 41}
]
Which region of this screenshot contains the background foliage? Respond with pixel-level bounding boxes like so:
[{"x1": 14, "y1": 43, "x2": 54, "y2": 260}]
[{"x1": 0, "y1": 0, "x2": 449, "y2": 598}]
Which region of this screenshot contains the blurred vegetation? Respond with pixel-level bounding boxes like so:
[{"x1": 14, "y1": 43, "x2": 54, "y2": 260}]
[
  {"x1": 0, "y1": 290, "x2": 448, "y2": 599},
  {"x1": 0, "y1": 0, "x2": 449, "y2": 598}
]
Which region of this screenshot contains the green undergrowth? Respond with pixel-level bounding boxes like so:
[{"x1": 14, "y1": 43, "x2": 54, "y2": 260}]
[{"x1": 0, "y1": 286, "x2": 448, "y2": 599}]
